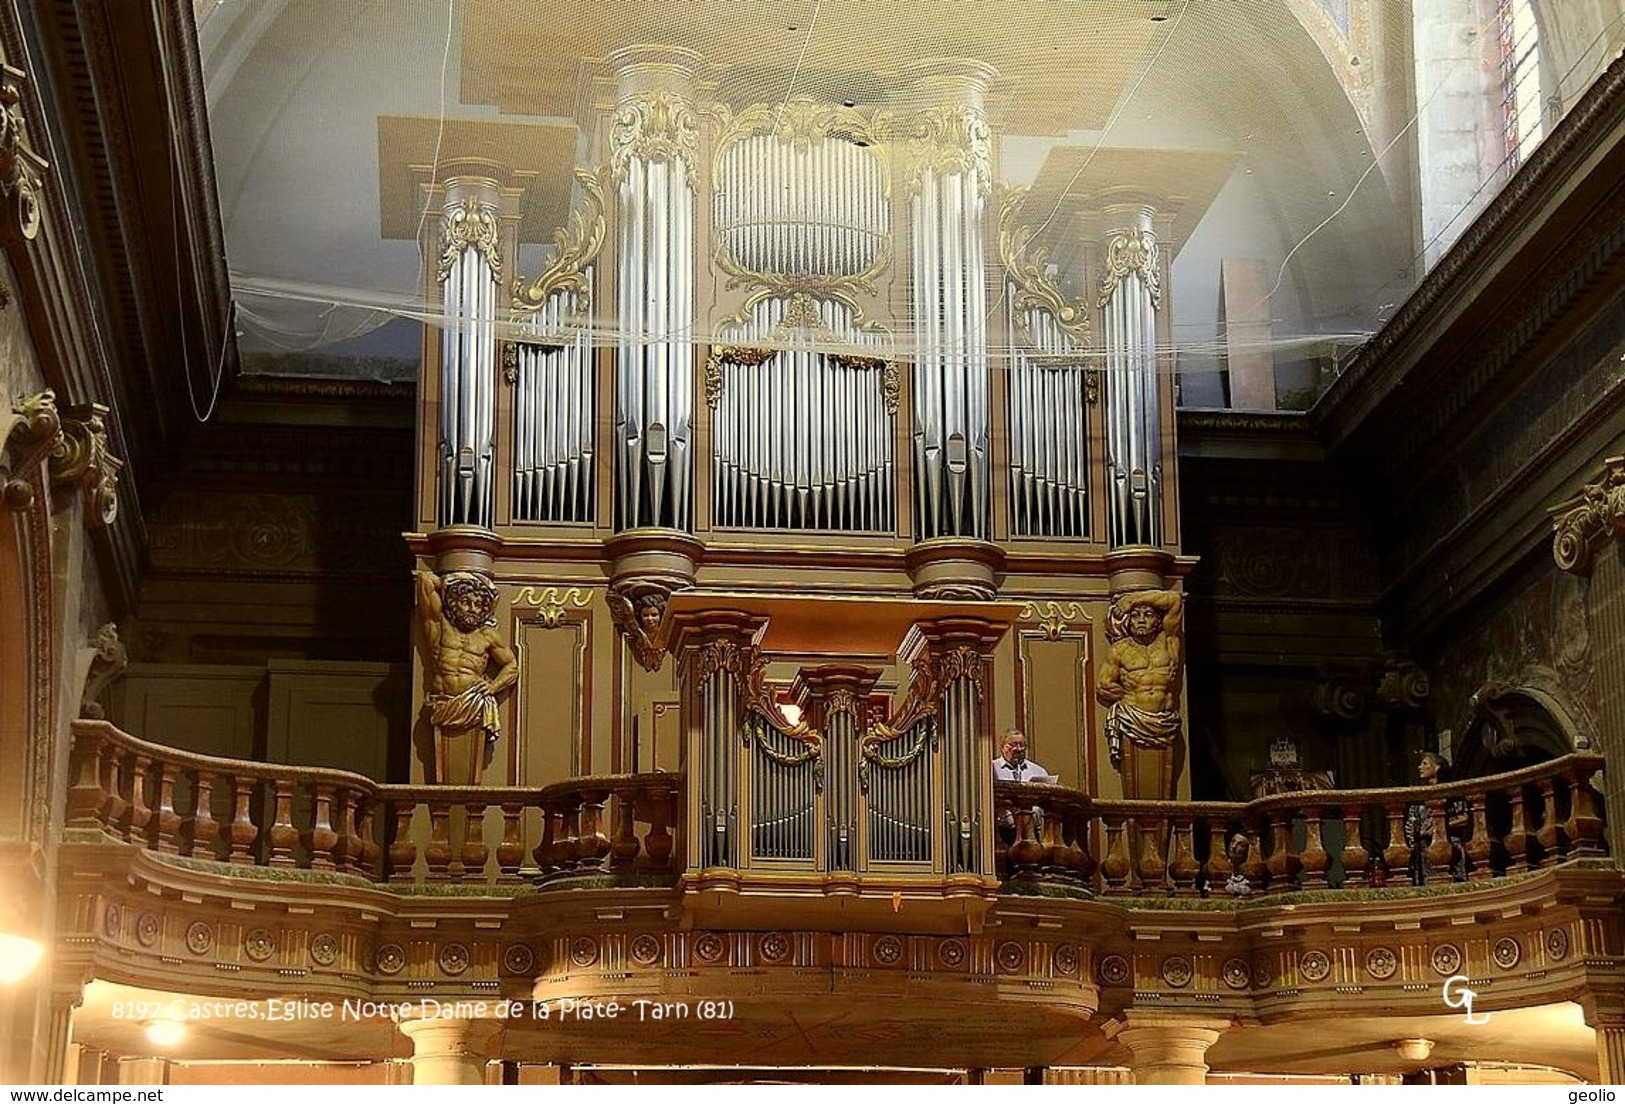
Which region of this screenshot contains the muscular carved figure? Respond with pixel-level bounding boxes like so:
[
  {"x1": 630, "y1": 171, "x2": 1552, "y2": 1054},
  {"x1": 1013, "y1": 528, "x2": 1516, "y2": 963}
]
[
  {"x1": 415, "y1": 570, "x2": 519, "y2": 785},
  {"x1": 1096, "y1": 589, "x2": 1184, "y2": 800}
]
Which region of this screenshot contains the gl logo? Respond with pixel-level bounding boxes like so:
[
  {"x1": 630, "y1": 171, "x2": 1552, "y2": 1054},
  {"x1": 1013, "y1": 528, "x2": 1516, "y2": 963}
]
[{"x1": 1441, "y1": 975, "x2": 1491, "y2": 1024}]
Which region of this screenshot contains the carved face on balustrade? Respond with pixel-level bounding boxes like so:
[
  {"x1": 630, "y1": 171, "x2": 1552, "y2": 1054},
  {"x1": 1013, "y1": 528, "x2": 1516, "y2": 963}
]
[{"x1": 443, "y1": 573, "x2": 498, "y2": 633}]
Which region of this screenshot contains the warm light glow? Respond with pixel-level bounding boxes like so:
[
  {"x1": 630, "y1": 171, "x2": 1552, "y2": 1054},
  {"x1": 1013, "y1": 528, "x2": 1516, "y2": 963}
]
[
  {"x1": 0, "y1": 932, "x2": 44, "y2": 984},
  {"x1": 143, "y1": 1019, "x2": 187, "y2": 1048}
]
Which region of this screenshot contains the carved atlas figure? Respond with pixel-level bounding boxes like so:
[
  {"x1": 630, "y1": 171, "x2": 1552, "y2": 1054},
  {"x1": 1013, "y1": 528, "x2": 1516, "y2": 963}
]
[
  {"x1": 414, "y1": 569, "x2": 519, "y2": 785},
  {"x1": 1096, "y1": 588, "x2": 1184, "y2": 800}
]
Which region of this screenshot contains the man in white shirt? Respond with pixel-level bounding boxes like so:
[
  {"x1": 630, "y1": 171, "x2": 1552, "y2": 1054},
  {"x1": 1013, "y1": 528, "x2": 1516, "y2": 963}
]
[{"x1": 992, "y1": 729, "x2": 1054, "y2": 783}]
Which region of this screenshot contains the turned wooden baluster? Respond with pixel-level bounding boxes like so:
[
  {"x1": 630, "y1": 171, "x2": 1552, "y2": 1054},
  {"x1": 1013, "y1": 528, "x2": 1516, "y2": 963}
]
[
  {"x1": 388, "y1": 802, "x2": 419, "y2": 883},
  {"x1": 1465, "y1": 795, "x2": 1495, "y2": 879},
  {"x1": 329, "y1": 789, "x2": 358, "y2": 874},
  {"x1": 151, "y1": 760, "x2": 183, "y2": 854},
  {"x1": 98, "y1": 742, "x2": 127, "y2": 828},
  {"x1": 66, "y1": 728, "x2": 108, "y2": 827},
  {"x1": 608, "y1": 791, "x2": 641, "y2": 871},
  {"x1": 644, "y1": 790, "x2": 675, "y2": 870},
  {"x1": 1241, "y1": 824, "x2": 1268, "y2": 889},
  {"x1": 532, "y1": 803, "x2": 560, "y2": 876},
  {"x1": 1167, "y1": 818, "x2": 1200, "y2": 895},
  {"x1": 1503, "y1": 785, "x2": 1533, "y2": 873},
  {"x1": 559, "y1": 799, "x2": 584, "y2": 871},
  {"x1": 1135, "y1": 816, "x2": 1167, "y2": 893},
  {"x1": 356, "y1": 798, "x2": 382, "y2": 878},
  {"x1": 1099, "y1": 814, "x2": 1131, "y2": 894},
  {"x1": 496, "y1": 802, "x2": 527, "y2": 880},
  {"x1": 188, "y1": 770, "x2": 219, "y2": 860},
  {"x1": 1535, "y1": 779, "x2": 1566, "y2": 864},
  {"x1": 460, "y1": 800, "x2": 490, "y2": 880},
  {"x1": 1381, "y1": 801, "x2": 1410, "y2": 881},
  {"x1": 125, "y1": 751, "x2": 153, "y2": 845},
  {"x1": 266, "y1": 778, "x2": 299, "y2": 867},
  {"x1": 306, "y1": 783, "x2": 339, "y2": 871},
  {"x1": 1264, "y1": 811, "x2": 1300, "y2": 891},
  {"x1": 1338, "y1": 806, "x2": 1369, "y2": 890},
  {"x1": 577, "y1": 789, "x2": 612, "y2": 871},
  {"x1": 423, "y1": 803, "x2": 453, "y2": 879},
  {"x1": 1070, "y1": 805, "x2": 1098, "y2": 885},
  {"x1": 1299, "y1": 808, "x2": 1331, "y2": 889},
  {"x1": 226, "y1": 775, "x2": 259, "y2": 864},
  {"x1": 1009, "y1": 802, "x2": 1043, "y2": 876},
  {"x1": 1565, "y1": 766, "x2": 1607, "y2": 857},
  {"x1": 1423, "y1": 799, "x2": 1453, "y2": 882}
]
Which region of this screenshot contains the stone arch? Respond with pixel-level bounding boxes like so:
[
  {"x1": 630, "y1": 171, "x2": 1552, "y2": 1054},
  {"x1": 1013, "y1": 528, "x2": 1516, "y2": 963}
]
[{"x1": 1451, "y1": 678, "x2": 1585, "y2": 780}]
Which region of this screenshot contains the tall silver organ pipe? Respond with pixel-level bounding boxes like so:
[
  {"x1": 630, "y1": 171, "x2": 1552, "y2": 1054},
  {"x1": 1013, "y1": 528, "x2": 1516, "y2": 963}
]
[
  {"x1": 436, "y1": 177, "x2": 501, "y2": 529},
  {"x1": 1100, "y1": 206, "x2": 1163, "y2": 547},
  {"x1": 512, "y1": 273, "x2": 595, "y2": 524},
  {"x1": 1008, "y1": 301, "x2": 1089, "y2": 538},
  {"x1": 910, "y1": 161, "x2": 991, "y2": 541},
  {"x1": 611, "y1": 55, "x2": 700, "y2": 532}
]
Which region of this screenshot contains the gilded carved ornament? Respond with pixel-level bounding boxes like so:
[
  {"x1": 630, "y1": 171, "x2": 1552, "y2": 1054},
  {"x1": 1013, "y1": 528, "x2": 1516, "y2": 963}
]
[
  {"x1": 1551, "y1": 456, "x2": 1625, "y2": 575},
  {"x1": 713, "y1": 238, "x2": 893, "y2": 335},
  {"x1": 998, "y1": 187, "x2": 1092, "y2": 348},
  {"x1": 436, "y1": 197, "x2": 502, "y2": 285},
  {"x1": 606, "y1": 585, "x2": 670, "y2": 672},
  {"x1": 710, "y1": 98, "x2": 890, "y2": 181},
  {"x1": 1018, "y1": 600, "x2": 1089, "y2": 641},
  {"x1": 512, "y1": 585, "x2": 593, "y2": 629},
  {"x1": 827, "y1": 353, "x2": 902, "y2": 416},
  {"x1": 511, "y1": 167, "x2": 609, "y2": 315},
  {"x1": 703, "y1": 345, "x2": 778, "y2": 409},
  {"x1": 610, "y1": 90, "x2": 700, "y2": 182},
  {"x1": 902, "y1": 103, "x2": 991, "y2": 193},
  {"x1": 0, "y1": 65, "x2": 46, "y2": 241},
  {"x1": 858, "y1": 639, "x2": 986, "y2": 787},
  {"x1": 704, "y1": 344, "x2": 900, "y2": 416},
  {"x1": 49, "y1": 402, "x2": 121, "y2": 526},
  {"x1": 1, "y1": 390, "x2": 61, "y2": 509},
  {"x1": 1097, "y1": 228, "x2": 1161, "y2": 310}
]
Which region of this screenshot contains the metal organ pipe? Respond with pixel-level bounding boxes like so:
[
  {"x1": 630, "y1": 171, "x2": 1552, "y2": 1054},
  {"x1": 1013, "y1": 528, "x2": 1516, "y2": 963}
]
[{"x1": 437, "y1": 179, "x2": 501, "y2": 530}]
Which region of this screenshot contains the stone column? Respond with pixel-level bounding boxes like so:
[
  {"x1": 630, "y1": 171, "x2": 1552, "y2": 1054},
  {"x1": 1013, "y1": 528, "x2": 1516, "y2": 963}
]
[
  {"x1": 1108, "y1": 1012, "x2": 1228, "y2": 1086},
  {"x1": 609, "y1": 47, "x2": 702, "y2": 532},
  {"x1": 1098, "y1": 202, "x2": 1163, "y2": 548},
  {"x1": 398, "y1": 1017, "x2": 503, "y2": 1086}
]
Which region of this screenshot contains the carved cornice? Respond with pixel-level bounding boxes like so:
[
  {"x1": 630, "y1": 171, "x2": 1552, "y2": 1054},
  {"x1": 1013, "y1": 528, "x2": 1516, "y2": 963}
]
[
  {"x1": 1552, "y1": 457, "x2": 1625, "y2": 574},
  {"x1": 436, "y1": 197, "x2": 502, "y2": 284},
  {"x1": 610, "y1": 90, "x2": 700, "y2": 182},
  {"x1": 511, "y1": 167, "x2": 608, "y2": 315},
  {"x1": 0, "y1": 64, "x2": 47, "y2": 241},
  {"x1": 49, "y1": 402, "x2": 121, "y2": 526},
  {"x1": 998, "y1": 187, "x2": 1091, "y2": 348},
  {"x1": 1098, "y1": 228, "x2": 1161, "y2": 309},
  {"x1": 1, "y1": 390, "x2": 62, "y2": 508}
]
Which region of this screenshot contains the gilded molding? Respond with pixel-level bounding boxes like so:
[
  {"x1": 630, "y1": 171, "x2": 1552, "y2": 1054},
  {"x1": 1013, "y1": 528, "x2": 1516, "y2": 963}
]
[
  {"x1": 0, "y1": 65, "x2": 46, "y2": 241},
  {"x1": 703, "y1": 345, "x2": 778, "y2": 409},
  {"x1": 1097, "y1": 228, "x2": 1161, "y2": 309},
  {"x1": 1, "y1": 390, "x2": 62, "y2": 509},
  {"x1": 610, "y1": 90, "x2": 700, "y2": 182},
  {"x1": 436, "y1": 197, "x2": 502, "y2": 284},
  {"x1": 512, "y1": 585, "x2": 593, "y2": 629},
  {"x1": 902, "y1": 103, "x2": 991, "y2": 193},
  {"x1": 511, "y1": 167, "x2": 609, "y2": 314},
  {"x1": 1018, "y1": 600, "x2": 1089, "y2": 641},
  {"x1": 998, "y1": 187, "x2": 1092, "y2": 348},
  {"x1": 1551, "y1": 456, "x2": 1625, "y2": 575},
  {"x1": 49, "y1": 402, "x2": 121, "y2": 526}
]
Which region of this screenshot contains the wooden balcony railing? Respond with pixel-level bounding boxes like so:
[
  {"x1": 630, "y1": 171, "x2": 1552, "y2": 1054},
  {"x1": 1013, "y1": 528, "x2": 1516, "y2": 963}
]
[
  {"x1": 65, "y1": 721, "x2": 682, "y2": 887},
  {"x1": 995, "y1": 752, "x2": 1608, "y2": 896}
]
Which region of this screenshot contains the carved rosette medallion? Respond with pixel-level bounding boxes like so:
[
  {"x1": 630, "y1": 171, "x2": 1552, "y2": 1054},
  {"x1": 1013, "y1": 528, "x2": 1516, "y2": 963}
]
[
  {"x1": 611, "y1": 90, "x2": 700, "y2": 182},
  {"x1": 503, "y1": 943, "x2": 536, "y2": 975},
  {"x1": 185, "y1": 921, "x2": 214, "y2": 956},
  {"x1": 310, "y1": 933, "x2": 339, "y2": 967},
  {"x1": 1431, "y1": 944, "x2": 1462, "y2": 976},
  {"x1": 1221, "y1": 957, "x2": 1251, "y2": 990},
  {"x1": 1053, "y1": 944, "x2": 1080, "y2": 976},
  {"x1": 569, "y1": 937, "x2": 599, "y2": 968},
  {"x1": 1160, "y1": 955, "x2": 1193, "y2": 988},
  {"x1": 102, "y1": 902, "x2": 120, "y2": 938},
  {"x1": 629, "y1": 934, "x2": 662, "y2": 967},
  {"x1": 1546, "y1": 928, "x2": 1570, "y2": 961},
  {"x1": 996, "y1": 941, "x2": 1026, "y2": 973},
  {"x1": 937, "y1": 939, "x2": 967, "y2": 969},
  {"x1": 693, "y1": 933, "x2": 727, "y2": 964},
  {"x1": 1298, "y1": 950, "x2": 1331, "y2": 983},
  {"x1": 1251, "y1": 955, "x2": 1274, "y2": 989},
  {"x1": 873, "y1": 935, "x2": 905, "y2": 966},
  {"x1": 759, "y1": 932, "x2": 791, "y2": 964},
  {"x1": 374, "y1": 944, "x2": 405, "y2": 975},
  {"x1": 437, "y1": 197, "x2": 502, "y2": 284},
  {"x1": 438, "y1": 943, "x2": 471, "y2": 976},
  {"x1": 135, "y1": 912, "x2": 159, "y2": 947},
  {"x1": 1364, "y1": 947, "x2": 1398, "y2": 980},
  {"x1": 244, "y1": 928, "x2": 277, "y2": 963},
  {"x1": 1098, "y1": 954, "x2": 1130, "y2": 986},
  {"x1": 1493, "y1": 937, "x2": 1522, "y2": 970}
]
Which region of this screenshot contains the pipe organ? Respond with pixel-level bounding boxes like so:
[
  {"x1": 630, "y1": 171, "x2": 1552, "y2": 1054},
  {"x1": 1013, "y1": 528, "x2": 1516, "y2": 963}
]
[{"x1": 435, "y1": 175, "x2": 502, "y2": 530}]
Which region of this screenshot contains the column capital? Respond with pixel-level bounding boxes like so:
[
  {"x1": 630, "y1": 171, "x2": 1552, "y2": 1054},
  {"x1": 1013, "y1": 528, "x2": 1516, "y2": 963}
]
[
  {"x1": 1105, "y1": 1011, "x2": 1230, "y2": 1086},
  {"x1": 397, "y1": 1016, "x2": 503, "y2": 1086},
  {"x1": 792, "y1": 663, "x2": 883, "y2": 719}
]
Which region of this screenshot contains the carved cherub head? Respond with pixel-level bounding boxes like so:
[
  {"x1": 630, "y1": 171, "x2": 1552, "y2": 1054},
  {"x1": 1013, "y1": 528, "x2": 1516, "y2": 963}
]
[
  {"x1": 635, "y1": 593, "x2": 666, "y2": 636},
  {"x1": 442, "y1": 572, "x2": 498, "y2": 632}
]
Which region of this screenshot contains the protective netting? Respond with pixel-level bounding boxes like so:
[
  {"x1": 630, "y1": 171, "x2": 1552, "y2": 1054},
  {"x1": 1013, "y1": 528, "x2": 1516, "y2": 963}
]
[{"x1": 196, "y1": 0, "x2": 1625, "y2": 408}]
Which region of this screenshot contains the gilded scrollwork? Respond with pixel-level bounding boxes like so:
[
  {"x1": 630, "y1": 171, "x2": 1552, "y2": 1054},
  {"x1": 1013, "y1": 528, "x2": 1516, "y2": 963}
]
[
  {"x1": 998, "y1": 187, "x2": 1092, "y2": 348},
  {"x1": 1550, "y1": 456, "x2": 1625, "y2": 575},
  {"x1": 710, "y1": 98, "x2": 890, "y2": 177},
  {"x1": 512, "y1": 585, "x2": 593, "y2": 629},
  {"x1": 902, "y1": 103, "x2": 991, "y2": 193},
  {"x1": 703, "y1": 345, "x2": 778, "y2": 409},
  {"x1": 741, "y1": 648, "x2": 823, "y2": 758},
  {"x1": 511, "y1": 167, "x2": 609, "y2": 314},
  {"x1": 611, "y1": 90, "x2": 700, "y2": 181},
  {"x1": 714, "y1": 240, "x2": 892, "y2": 336},
  {"x1": 437, "y1": 197, "x2": 502, "y2": 284},
  {"x1": 50, "y1": 402, "x2": 121, "y2": 526},
  {"x1": 0, "y1": 65, "x2": 46, "y2": 241},
  {"x1": 1097, "y1": 228, "x2": 1161, "y2": 309},
  {"x1": 827, "y1": 353, "x2": 902, "y2": 416},
  {"x1": 1, "y1": 390, "x2": 62, "y2": 509},
  {"x1": 1018, "y1": 600, "x2": 1089, "y2": 641}
]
